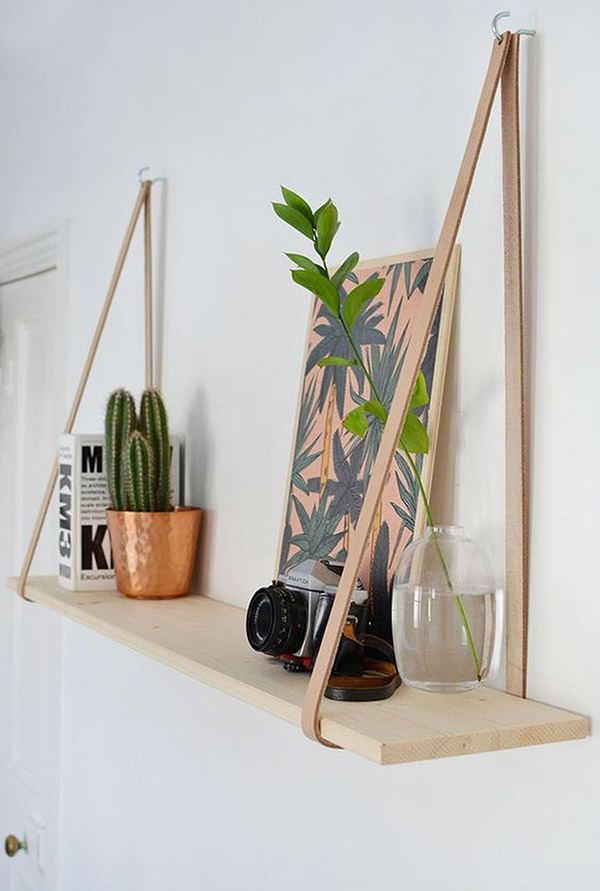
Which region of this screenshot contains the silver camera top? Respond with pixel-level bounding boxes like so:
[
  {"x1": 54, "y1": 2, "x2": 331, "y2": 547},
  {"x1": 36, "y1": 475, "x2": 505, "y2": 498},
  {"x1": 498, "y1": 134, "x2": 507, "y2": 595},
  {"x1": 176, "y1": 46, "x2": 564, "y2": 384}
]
[{"x1": 279, "y1": 559, "x2": 367, "y2": 603}]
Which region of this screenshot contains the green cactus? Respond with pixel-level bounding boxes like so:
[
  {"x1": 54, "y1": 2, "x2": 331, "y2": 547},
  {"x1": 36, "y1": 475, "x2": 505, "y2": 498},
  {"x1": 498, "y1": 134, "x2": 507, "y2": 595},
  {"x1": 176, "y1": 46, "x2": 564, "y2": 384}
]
[
  {"x1": 105, "y1": 389, "x2": 137, "y2": 510},
  {"x1": 139, "y1": 388, "x2": 171, "y2": 511},
  {"x1": 124, "y1": 431, "x2": 156, "y2": 512},
  {"x1": 105, "y1": 387, "x2": 173, "y2": 512}
]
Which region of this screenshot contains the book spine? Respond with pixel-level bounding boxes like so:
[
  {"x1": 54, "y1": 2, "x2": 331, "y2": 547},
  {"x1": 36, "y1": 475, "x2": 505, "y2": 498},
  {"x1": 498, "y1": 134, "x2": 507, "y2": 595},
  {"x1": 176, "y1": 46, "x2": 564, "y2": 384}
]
[
  {"x1": 58, "y1": 436, "x2": 75, "y2": 590},
  {"x1": 57, "y1": 435, "x2": 183, "y2": 591}
]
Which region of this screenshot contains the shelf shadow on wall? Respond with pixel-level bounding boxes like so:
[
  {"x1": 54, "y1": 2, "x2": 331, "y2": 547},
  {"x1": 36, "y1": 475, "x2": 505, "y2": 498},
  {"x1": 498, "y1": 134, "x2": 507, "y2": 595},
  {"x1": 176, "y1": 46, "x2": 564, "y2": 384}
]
[{"x1": 184, "y1": 388, "x2": 213, "y2": 596}]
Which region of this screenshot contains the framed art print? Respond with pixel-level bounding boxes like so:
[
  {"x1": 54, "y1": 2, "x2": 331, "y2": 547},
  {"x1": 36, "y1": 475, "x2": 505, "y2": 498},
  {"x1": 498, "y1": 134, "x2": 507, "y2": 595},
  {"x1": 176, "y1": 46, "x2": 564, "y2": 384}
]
[{"x1": 276, "y1": 246, "x2": 460, "y2": 594}]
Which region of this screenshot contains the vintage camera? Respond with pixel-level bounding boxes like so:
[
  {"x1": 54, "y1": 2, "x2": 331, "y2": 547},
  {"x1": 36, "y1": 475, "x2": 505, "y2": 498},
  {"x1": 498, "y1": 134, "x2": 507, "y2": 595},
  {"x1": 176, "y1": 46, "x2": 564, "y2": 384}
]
[{"x1": 245, "y1": 559, "x2": 367, "y2": 673}]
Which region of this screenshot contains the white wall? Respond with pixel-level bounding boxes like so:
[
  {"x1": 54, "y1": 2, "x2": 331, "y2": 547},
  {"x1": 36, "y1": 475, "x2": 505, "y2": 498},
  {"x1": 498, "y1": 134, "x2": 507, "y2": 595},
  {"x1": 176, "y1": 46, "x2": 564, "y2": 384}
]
[{"x1": 2, "y1": 0, "x2": 600, "y2": 888}]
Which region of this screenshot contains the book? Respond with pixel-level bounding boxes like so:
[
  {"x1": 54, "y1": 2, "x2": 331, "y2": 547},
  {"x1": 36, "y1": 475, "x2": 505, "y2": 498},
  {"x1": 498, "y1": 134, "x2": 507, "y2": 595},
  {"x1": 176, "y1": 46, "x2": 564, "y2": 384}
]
[{"x1": 58, "y1": 434, "x2": 181, "y2": 591}]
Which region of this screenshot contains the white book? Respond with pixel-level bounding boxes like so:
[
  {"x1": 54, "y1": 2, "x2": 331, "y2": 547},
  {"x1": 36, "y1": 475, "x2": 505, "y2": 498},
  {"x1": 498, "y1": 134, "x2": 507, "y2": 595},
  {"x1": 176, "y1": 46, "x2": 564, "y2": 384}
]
[{"x1": 58, "y1": 434, "x2": 181, "y2": 591}]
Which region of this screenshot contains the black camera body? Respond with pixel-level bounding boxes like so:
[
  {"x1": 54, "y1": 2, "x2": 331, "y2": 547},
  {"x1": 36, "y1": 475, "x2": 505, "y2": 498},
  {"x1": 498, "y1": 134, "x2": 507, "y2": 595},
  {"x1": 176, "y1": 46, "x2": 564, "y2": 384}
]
[{"x1": 245, "y1": 559, "x2": 367, "y2": 673}]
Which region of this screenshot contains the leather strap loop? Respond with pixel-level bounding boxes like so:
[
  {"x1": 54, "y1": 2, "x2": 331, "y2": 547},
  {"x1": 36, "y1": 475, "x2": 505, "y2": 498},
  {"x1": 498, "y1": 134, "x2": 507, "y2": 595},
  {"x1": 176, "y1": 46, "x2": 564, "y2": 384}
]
[
  {"x1": 301, "y1": 33, "x2": 519, "y2": 746},
  {"x1": 17, "y1": 180, "x2": 154, "y2": 599}
]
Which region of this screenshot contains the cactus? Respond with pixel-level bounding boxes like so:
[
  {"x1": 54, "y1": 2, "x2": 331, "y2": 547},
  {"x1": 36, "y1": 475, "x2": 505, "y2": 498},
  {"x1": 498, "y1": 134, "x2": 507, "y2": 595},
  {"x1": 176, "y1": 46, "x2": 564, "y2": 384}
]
[
  {"x1": 139, "y1": 388, "x2": 171, "y2": 511},
  {"x1": 124, "y1": 431, "x2": 156, "y2": 512},
  {"x1": 105, "y1": 389, "x2": 137, "y2": 510},
  {"x1": 105, "y1": 387, "x2": 173, "y2": 512}
]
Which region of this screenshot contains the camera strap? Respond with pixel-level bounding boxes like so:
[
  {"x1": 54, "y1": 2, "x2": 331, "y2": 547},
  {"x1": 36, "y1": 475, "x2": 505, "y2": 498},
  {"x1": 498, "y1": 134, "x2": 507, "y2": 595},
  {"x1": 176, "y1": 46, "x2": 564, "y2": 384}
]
[
  {"x1": 303, "y1": 31, "x2": 527, "y2": 746},
  {"x1": 326, "y1": 626, "x2": 401, "y2": 702}
]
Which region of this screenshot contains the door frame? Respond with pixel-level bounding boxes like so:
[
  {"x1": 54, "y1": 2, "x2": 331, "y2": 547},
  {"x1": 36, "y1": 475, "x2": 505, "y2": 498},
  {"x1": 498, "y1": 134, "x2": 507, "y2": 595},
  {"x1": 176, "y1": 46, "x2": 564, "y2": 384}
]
[
  {"x1": 0, "y1": 225, "x2": 69, "y2": 416},
  {"x1": 0, "y1": 223, "x2": 70, "y2": 891},
  {"x1": 0, "y1": 226, "x2": 70, "y2": 573},
  {"x1": 0, "y1": 229, "x2": 59, "y2": 286}
]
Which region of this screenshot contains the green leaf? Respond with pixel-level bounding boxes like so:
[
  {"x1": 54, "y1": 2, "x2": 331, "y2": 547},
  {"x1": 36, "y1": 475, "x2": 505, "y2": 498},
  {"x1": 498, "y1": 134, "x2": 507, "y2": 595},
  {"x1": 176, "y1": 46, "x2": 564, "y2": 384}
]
[
  {"x1": 272, "y1": 202, "x2": 314, "y2": 239},
  {"x1": 317, "y1": 356, "x2": 357, "y2": 367},
  {"x1": 399, "y1": 412, "x2": 429, "y2": 454},
  {"x1": 316, "y1": 202, "x2": 338, "y2": 257},
  {"x1": 331, "y1": 252, "x2": 360, "y2": 289},
  {"x1": 285, "y1": 253, "x2": 326, "y2": 276},
  {"x1": 291, "y1": 269, "x2": 340, "y2": 317},
  {"x1": 410, "y1": 371, "x2": 429, "y2": 409},
  {"x1": 280, "y1": 187, "x2": 314, "y2": 225},
  {"x1": 314, "y1": 199, "x2": 332, "y2": 225},
  {"x1": 342, "y1": 405, "x2": 368, "y2": 437},
  {"x1": 343, "y1": 277, "x2": 385, "y2": 329},
  {"x1": 363, "y1": 399, "x2": 387, "y2": 422}
]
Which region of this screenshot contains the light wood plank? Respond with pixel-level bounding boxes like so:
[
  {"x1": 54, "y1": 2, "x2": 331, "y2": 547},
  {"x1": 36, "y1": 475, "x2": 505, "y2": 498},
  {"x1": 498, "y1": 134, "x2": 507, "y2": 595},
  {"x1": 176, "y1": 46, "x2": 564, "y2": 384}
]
[{"x1": 6, "y1": 578, "x2": 589, "y2": 765}]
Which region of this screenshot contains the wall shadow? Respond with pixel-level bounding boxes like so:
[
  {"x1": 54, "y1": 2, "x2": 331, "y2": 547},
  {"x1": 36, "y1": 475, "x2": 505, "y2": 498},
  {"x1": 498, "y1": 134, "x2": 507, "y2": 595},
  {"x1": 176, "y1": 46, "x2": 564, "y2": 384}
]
[{"x1": 185, "y1": 388, "x2": 212, "y2": 596}]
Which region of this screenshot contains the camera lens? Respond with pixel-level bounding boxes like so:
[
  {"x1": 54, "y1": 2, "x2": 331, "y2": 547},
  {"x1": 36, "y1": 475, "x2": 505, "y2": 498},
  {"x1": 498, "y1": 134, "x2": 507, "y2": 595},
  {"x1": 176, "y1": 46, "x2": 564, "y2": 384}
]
[{"x1": 246, "y1": 585, "x2": 307, "y2": 656}]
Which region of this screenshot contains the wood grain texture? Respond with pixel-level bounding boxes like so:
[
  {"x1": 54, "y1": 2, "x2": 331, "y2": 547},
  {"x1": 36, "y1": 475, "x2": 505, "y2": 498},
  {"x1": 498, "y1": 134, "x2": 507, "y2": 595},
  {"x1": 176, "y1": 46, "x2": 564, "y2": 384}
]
[{"x1": 7, "y1": 577, "x2": 589, "y2": 766}]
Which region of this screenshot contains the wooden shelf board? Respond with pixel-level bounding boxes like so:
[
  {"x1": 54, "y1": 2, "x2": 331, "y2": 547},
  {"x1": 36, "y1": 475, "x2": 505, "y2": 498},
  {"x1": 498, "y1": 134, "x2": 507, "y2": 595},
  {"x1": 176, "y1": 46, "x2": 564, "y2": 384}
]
[{"x1": 8, "y1": 577, "x2": 589, "y2": 765}]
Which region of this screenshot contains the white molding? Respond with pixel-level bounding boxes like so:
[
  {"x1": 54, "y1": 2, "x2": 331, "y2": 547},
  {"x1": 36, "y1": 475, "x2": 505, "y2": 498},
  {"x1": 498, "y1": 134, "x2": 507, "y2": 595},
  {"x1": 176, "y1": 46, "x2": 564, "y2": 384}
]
[
  {"x1": 0, "y1": 224, "x2": 71, "y2": 422},
  {"x1": 0, "y1": 230, "x2": 60, "y2": 286}
]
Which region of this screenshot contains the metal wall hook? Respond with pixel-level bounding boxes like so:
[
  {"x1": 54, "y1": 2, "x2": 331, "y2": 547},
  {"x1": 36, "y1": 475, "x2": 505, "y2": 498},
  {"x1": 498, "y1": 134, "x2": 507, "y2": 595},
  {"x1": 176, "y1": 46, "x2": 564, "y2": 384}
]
[
  {"x1": 137, "y1": 167, "x2": 164, "y2": 185},
  {"x1": 492, "y1": 11, "x2": 536, "y2": 43}
]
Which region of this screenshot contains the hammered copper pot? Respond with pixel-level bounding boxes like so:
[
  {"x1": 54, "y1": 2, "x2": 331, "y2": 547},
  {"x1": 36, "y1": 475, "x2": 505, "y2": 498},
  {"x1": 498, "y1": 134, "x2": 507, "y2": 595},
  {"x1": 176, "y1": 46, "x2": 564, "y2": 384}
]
[{"x1": 106, "y1": 506, "x2": 202, "y2": 599}]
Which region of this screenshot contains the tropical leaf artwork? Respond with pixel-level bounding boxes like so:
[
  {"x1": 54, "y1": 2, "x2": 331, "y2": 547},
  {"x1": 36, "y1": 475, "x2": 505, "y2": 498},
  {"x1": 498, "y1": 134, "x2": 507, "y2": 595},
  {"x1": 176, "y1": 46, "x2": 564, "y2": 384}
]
[
  {"x1": 278, "y1": 250, "x2": 458, "y2": 588},
  {"x1": 286, "y1": 495, "x2": 345, "y2": 570},
  {"x1": 290, "y1": 377, "x2": 321, "y2": 496},
  {"x1": 370, "y1": 521, "x2": 392, "y2": 643}
]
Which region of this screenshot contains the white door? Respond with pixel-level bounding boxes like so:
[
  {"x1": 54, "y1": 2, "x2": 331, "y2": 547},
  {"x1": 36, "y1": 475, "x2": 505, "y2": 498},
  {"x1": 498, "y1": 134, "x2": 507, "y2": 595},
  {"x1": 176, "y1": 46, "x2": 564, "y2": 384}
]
[{"x1": 0, "y1": 248, "x2": 66, "y2": 890}]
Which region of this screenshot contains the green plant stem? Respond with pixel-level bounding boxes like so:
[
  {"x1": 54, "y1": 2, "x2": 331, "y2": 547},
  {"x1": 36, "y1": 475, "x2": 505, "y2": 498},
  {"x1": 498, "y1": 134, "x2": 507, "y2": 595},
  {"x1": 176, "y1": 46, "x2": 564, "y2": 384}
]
[
  {"x1": 317, "y1": 243, "x2": 482, "y2": 680},
  {"x1": 400, "y1": 444, "x2": 482, "y2": 681}
]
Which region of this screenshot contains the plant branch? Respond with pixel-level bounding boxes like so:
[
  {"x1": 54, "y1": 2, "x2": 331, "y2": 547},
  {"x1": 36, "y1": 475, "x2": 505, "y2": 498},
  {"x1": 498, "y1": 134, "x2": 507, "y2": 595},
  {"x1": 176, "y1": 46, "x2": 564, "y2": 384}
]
[
  {"x1": 304, "y1": 220, "x2": 481, "y2": 680},
  {"x1": 400, "y1": 445, "x2": 482, "y2": 679},
  {"x1": 335, "y1": 262, "x2": 481, "y2": 679}
]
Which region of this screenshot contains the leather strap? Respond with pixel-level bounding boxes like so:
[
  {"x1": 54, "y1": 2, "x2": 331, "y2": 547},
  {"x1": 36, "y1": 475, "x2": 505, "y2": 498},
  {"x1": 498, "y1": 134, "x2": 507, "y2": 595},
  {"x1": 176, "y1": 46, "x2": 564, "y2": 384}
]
[
  {"x1": 144, "y1": 184, "x2": 154, "y2": 390},
  {"x1": 17, "y1": 180, "x2": 154, "y2": 599},
  {"x1": 302, "y1": 33, "x2": 519, "y2": 746},
  {"x1": 501, "y1": 35, "x2": 528, "y2": 697}
]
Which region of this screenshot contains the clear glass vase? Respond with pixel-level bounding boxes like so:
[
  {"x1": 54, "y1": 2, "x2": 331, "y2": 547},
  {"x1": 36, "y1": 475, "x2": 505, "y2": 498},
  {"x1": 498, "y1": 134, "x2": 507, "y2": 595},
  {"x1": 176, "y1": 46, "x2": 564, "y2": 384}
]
[{"x1": 392, "y1": 526, "x2": 496, "y2": 693}]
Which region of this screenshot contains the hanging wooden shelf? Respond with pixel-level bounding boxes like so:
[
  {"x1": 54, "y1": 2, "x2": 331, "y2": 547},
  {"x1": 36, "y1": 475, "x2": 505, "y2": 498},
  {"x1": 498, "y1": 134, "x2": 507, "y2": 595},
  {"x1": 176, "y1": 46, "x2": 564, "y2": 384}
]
[
  {"x1": 12, "y1": 31, "x2": 588, "y2": 760},
  {"x1": 8, "y1": 577, "x2": 589, "y2": 766}
]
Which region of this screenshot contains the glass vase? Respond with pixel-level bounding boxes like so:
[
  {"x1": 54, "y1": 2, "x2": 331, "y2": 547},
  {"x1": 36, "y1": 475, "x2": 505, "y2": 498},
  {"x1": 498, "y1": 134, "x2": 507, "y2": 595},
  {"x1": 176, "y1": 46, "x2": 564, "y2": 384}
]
[{"x1": 392, "y1": 526, "x2": 496, "y2": 693}]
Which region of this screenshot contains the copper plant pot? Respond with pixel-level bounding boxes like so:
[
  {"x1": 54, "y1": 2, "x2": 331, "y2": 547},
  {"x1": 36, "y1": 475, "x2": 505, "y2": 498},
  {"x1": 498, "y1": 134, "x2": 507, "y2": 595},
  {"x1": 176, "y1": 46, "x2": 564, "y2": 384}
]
[{"x1": 106, "y1": 507, "x2": 202, "y2": 599}]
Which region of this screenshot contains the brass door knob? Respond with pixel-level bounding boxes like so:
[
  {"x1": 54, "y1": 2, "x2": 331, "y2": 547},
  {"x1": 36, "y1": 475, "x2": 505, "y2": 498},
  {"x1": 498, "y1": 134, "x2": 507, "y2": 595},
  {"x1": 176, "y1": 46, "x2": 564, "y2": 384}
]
[{"x1": 4, "y1": 835, "x2": 27, "y2": 857}]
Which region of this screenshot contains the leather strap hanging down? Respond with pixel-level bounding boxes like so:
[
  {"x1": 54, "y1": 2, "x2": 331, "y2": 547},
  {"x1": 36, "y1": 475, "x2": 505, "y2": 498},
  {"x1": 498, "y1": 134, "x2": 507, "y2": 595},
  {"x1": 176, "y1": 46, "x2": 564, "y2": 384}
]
[
  {"x1": 144, "y1": 184, "x2": 154, "y2": 391},
  {"x1": 17, "y1": 178, "x2": 155, "y2": 599},
  {"x1": 302, "y1": 31, "x2": 526, "y2": 746},
  {"x1": 501, "y1": 35, "x2": 528, "y2": 698}
]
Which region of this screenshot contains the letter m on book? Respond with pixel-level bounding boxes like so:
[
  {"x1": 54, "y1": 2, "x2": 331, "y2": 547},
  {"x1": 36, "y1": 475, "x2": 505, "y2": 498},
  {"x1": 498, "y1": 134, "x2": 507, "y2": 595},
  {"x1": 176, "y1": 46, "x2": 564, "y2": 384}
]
[{"x1": 82, "y1": 445, "x2": 103, "y2": 474}]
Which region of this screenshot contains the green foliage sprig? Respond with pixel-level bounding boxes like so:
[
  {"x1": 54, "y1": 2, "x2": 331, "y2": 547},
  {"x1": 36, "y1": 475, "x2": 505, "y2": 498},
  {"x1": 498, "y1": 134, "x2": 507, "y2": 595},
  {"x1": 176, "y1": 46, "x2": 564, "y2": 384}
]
[
  {"x1": 273, "y1": 186, "x2": 430, "y2": 456},
  {"x1": 274, "y1": 186, "x2": 482, "y2": 679}
]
